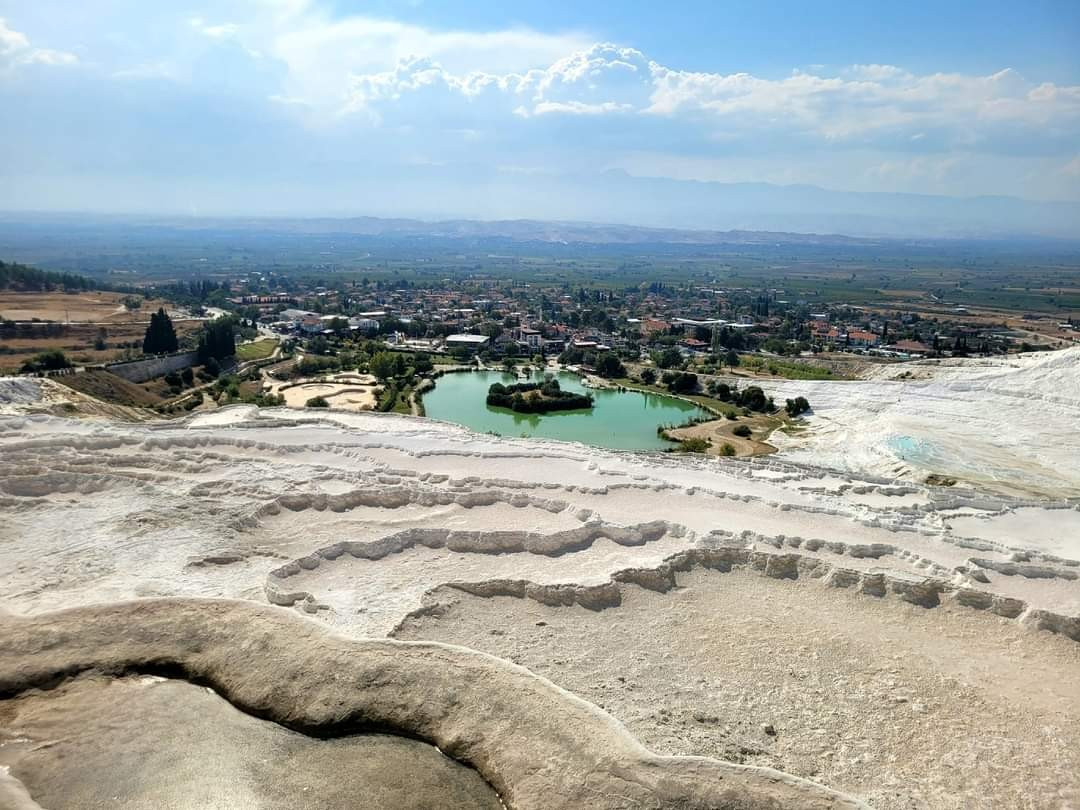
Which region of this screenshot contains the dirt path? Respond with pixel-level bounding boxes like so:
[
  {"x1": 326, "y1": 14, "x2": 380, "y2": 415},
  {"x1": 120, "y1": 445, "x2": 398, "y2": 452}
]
[{"x1": 666, "y1": 416, "x2": 780, "y2": 457}]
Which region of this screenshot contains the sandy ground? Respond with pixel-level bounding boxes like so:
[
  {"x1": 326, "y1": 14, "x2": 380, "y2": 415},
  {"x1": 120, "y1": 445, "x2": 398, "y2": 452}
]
[
  {"x1": 272, "y1": 372, "x2": 379, "y2": 411},
  {"x1": 666, "y1": 413, "x2": 780, "y2": 457},
  {"x1": 395, "y1": 567, "x2": 1080, "y2": 810},
  {"x1": 0, "y1": 291, "x2": 173, "y2": 323}
]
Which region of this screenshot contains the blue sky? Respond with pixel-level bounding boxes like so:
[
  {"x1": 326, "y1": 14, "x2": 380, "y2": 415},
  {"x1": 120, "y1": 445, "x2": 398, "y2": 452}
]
[{"x1": 1, "y1": 0, "x2": 1078, "y2": 220}]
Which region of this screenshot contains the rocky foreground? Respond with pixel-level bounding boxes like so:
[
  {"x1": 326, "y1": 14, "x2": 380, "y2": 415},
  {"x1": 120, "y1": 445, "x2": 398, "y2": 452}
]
[{"x1": 1, "y1": 370, "x2": 1079, "y2": 808}]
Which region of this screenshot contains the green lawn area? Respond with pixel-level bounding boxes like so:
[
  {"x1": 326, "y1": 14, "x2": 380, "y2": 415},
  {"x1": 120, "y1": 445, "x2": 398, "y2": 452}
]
[
  {"x1": 612, "y1": 378, "x2": 739, "y2": 417},
  {"x1": 737, "y1": 355, "x2": 845, "y2": 380},
  {"x1": 235, "y1": 339, "x2": 278, "y2": 362}
]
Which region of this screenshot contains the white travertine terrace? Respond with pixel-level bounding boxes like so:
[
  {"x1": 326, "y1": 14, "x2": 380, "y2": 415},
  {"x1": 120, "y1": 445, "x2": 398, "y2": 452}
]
[
  {"x1": 767, "y1": 346, "x2": 1080, "y2": 498},
  {"x1": 1, "y1": 348, "x2": 1078, "y2": 808},
  {"x1": 1, "y1": 391, "x2": 1078, "y2": 637}
]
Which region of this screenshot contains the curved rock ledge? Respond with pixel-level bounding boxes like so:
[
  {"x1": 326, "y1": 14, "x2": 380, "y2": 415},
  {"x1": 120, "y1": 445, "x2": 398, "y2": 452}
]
[
  {"x1": 264, "y1": 521, "x2": 681, "y2": 608},
  {"x1": 0, "y1": 598, "x2": 868, "y2": 810},
  {"x1": 396, "y1": 545, "x2": 1079, "y2": 643}
]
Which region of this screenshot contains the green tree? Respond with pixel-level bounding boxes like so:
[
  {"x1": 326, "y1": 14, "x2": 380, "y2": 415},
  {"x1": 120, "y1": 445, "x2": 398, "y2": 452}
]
[
  {"x1": 142, "y1": 307, "x2": 179, "y2": 355},
  {"x1": 412, "y1": 353, "x2": 434, "y2": 374},
  {"x1": 594, "y1": 352, "x2": 626, "y2": 379},
  {"x1": 725, "y1": 350, "x2": 740, "y2": 369},
  {"x1": 640, "y1": 368, "x2": 657, "y2": 385},
  {"x1": 196, "y1": 317, "x2": 237, "y2": 364},
  {"x1": 666, "y1": 372, "x2": 698, "y2": 394},
  {"x1": 20, "y1": 349, "x2": 72, "y2": 373},
  {"x1": 785, "y1": 396, "x2": 811, "y2": 417},
  {"x1": 369, "y1": 351, "x2": 399, "y2": 381},
  {"x1": 652, "y1": 347, "x2": 683, "y2": 369}
]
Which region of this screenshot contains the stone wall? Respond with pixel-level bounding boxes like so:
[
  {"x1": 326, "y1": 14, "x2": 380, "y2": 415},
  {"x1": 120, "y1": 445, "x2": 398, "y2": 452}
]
[{"x1": 105, "y1": 351, "x2": 198, "y2": 383}]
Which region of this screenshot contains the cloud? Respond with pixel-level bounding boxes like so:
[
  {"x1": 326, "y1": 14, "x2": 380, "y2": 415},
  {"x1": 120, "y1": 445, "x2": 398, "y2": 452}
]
[
  {"x1": 0, "y1": 17, "x2": 77, "y2": 69},
  {"x1": 189, "y1": 17, "x2": 240, "y2": 40},
  {"x1": 1, "y1": 2, "x2": 1078, "y2": 203},
  {"x1": 322, "y1": 40, "x2": 1079, "y2": 161}
]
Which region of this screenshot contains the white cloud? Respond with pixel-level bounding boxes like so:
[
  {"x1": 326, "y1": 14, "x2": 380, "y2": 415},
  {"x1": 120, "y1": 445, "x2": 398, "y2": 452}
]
[
  {"x1": 189, "y1": 17, "x2": 240, "y2": 39},
  {"x1": 323, "y1": 40, "x2": 1079, "y2": 160},
  {"x1": 529, "y1": 100, "x2": 634, "y2": 116},
  {"x1": 0, "y1": 17, "x2": 76, "y2": 70},
  {"x1": 1, "y1": 2, "x2": 1078, "y2": 201}
]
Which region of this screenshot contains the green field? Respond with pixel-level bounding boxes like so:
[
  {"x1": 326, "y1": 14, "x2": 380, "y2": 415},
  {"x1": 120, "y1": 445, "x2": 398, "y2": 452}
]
[
  {"x1": 235, "y1": 339, "x2": 278, "y2": 362},
  {"x1": 736, "y1": 356, "x2": 845, "y2": 380}
]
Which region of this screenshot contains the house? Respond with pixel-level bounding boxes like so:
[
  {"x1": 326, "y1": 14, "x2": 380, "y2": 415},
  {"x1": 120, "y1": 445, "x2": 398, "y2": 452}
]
[
  {"x1": 445, "y1": 334, "x2": 489, "y2": 353},
  {"x1": 542, "y1": 338, "x2": 565, "y2": 353},
  {"x1": 891, "y1": 340, "x2": 931, "y2": 356},
  {"x1": 280, "y1": 308, "x2": 319, "y2": 323},
  {"x1": 349, "y1": 317, "x2": 380, "y2": 333},
  {"x1": 679, "y1": 337, "x2": 709, "y2": 353},
  {"x1": 300, "y1": 315, "x2": 325, "y2": 335},
  {"x1": 847, "y1": 330, "x2": 880, "y2": 348},
  {"x1": 517, "y1": 327, "x2": 542, "y2": 350}
]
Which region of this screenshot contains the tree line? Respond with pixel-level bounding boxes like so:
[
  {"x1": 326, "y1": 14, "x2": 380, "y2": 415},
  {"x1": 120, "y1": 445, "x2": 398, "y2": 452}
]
[{"x1": 0, "y1": 260, "x2": 134, "y2": 294}]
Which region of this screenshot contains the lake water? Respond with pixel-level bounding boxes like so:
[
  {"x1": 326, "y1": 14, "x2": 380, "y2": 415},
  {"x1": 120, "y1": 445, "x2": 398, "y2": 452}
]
[{"x1": 421, "y1": 370, "x2": 711, "y2": 451}]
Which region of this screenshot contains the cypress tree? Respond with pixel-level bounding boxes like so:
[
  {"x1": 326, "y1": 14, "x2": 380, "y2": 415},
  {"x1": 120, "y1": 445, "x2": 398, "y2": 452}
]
[{"x1": 142, "y1": 307, "x2": 178, "y2": 354}]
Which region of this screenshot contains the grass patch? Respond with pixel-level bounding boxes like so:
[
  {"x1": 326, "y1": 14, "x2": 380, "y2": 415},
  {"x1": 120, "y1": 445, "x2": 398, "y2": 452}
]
[
  {"x1": 235, "y1": 339, "x2": 278, "y2": 362},
  {"x1": 738, "y1": 355, "x2": 844, "y2": 380},
  {"x1": 613, "y1": 378, "x2": 739, "y2": 417}
]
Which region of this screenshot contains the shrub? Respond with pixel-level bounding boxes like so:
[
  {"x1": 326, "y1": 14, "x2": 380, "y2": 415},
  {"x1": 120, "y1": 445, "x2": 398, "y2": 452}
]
[
  {"x1": 733, "y1": 424, "x2": 752, "y2": 438},
  {"x1": 19, "y1": 349, "x2": 71, "y2": 373},
  {"x1": 735, "y1": 385, "x2": 768, "y2": 412},
  {"x1": 306, "y1": 395, "x2": 330, "y2": 408},
  {"x1": 719, "y1": 443, "x2": 736, "y2": 456},
  {"x1": 785, "y1": 396, "x2": 811, "y2": 417},
  {"x1": 677, "y1": 437, "x2": 711, "y2": 453},
  {"x1": 666, "y1": 371, "x2": 698, "y2": 394}
]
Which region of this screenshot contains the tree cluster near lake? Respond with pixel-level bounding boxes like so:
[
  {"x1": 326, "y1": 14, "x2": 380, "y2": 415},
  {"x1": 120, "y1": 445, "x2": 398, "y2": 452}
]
[
  {"x1": 486, "y1": 379, "x2": 593, "y2": 414},
  {"x1": 706, "y1": 381, "x2": 776, "y2": 413}
]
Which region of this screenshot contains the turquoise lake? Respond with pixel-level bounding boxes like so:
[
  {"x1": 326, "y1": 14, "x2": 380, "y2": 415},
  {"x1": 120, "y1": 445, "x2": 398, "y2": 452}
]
[{"x1": 421, "y1": 370, "x2": 711, "y2": 451}]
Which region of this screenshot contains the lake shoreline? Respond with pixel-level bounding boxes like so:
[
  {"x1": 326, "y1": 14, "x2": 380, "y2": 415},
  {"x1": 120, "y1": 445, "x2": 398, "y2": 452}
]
[{"x1": 420, "y1": 366, "x2": 712, "y2": 451}]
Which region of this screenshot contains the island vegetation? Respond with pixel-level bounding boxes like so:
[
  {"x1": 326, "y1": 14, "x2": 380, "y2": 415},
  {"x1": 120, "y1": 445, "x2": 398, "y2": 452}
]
[{"x1": 486, "y1": 378, "x2": 593, "y2": 414}]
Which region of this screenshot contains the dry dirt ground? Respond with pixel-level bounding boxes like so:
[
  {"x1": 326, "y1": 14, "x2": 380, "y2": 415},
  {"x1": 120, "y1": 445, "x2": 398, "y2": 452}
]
[
  {"x1": 0, "y1": 291, "x2": 201, "y2": 372},
  {"x1": 667, "y1": 414, "x2": 780, "y2": 457},
  {"x1": 396, "y1": 567, "x2": 1080, "y2": 810},
  {"x1": 0, "y1": 291, "x2": 173, "y2": 323}
]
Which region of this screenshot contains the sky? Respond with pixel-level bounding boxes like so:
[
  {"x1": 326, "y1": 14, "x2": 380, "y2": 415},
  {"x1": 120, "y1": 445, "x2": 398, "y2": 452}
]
[{"x1": 1, "y1": 0, "x2": 1079, "y2": 221}]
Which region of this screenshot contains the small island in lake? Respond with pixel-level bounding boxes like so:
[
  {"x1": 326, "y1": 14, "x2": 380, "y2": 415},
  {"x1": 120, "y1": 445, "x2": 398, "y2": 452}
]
[{"x1": 486, "y1": 378, "x2": 594, "y2": 413}]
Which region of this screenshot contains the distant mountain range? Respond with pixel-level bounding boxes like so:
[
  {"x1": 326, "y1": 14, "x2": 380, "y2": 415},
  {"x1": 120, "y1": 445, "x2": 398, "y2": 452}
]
[{"x1": 3, "y1": 166, "x2": 1079, "y2": 246}]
